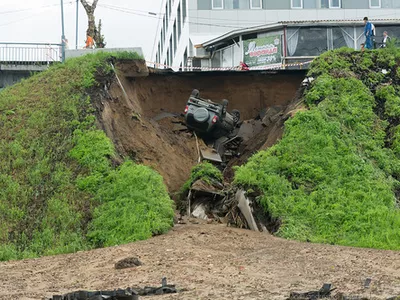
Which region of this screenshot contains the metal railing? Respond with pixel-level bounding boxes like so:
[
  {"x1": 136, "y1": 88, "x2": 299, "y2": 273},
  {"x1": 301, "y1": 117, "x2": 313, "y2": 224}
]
[{"x1": 0, "y1": 42, "x2": 62, "y2": 65}]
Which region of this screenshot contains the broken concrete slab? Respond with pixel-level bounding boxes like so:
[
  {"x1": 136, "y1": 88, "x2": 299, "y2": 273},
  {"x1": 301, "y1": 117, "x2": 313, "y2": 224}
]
[
  {"x1": 236, "y1": 190, "x2": 259, "y2": 231},
  {"x1": 191, "y1": 179, "x2": 224, "y2": 195},
  {"x1": 200, "y1": 148, "x2": 223, "y2": 163},
  {"x1": 191, "y1": 203, "x2": 209, "y2": 220}
]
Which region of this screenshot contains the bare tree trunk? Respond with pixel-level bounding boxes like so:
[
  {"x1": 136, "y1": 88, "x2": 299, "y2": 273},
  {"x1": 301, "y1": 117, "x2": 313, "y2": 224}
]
[{"x1": 80, "y1": 0, "x2": 99, "y2": 38}]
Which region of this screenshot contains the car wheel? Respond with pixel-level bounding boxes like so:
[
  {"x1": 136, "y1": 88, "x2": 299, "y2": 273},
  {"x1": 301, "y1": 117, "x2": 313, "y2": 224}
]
[
  {"x1": 191, "y1": 89, "x2": 200, "y2": 97},
  {"x1": 231, "y1": 109, "x2": 240, "y2": 124}
]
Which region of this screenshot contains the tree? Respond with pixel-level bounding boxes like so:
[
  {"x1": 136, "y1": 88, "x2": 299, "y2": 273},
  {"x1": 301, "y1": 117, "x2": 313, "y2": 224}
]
[{"x1": 80, "y1": 0, "x2": 106, "y2": 48}]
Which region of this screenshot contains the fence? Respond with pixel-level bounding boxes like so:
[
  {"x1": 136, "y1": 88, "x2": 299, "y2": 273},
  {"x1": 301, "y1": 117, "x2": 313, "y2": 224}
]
[{"x1": 0, "y1": 42, "x2": 62, "y2": 65}]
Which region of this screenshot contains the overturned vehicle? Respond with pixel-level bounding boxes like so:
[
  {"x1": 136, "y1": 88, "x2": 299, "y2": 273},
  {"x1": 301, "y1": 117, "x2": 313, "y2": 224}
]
[{"x1": 183, "y1": 89, "x2": 242, "y2": 164}]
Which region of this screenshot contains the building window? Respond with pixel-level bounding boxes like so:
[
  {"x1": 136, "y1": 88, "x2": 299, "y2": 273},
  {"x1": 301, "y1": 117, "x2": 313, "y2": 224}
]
[
  {"x1": 212, "y1": 0, "x2": 224, "y2": 9},
  {"x1": 184, "y1": 48, "x2": 188, "y2": 68},
  {"x1": 165, "y1": 5, "x2": 168, "y2": 32},
  {"x1": 177, "y1": 4, "x2": 182, "y2": 40},
  {"x1": 224, "y1": 0, "x2": 250, "y2": 9},
  {"x1": 250, "y1": 0, "x2": 262, "y2": 9},
  {"x1": 183, "y1": 0, "x2": 187, "y2": 21},
  {"x1": 329, "y1": 0, "x2": 341, "y2": 8},
  {"x1": 169, "y1": 37, "x2": 173, "y2": 64},
  {"x1": 166, "y1": 49, "x2": 170, "y2": 67},
  {"x1": 291, "y1": 0, "x2": 303, "y2": 9},
  {"x1": 370, "y1": 0, "x2": 381, "y2": 8},
  {"x1": 173, "y1": 21, "x2": 177, "y2": 53}
]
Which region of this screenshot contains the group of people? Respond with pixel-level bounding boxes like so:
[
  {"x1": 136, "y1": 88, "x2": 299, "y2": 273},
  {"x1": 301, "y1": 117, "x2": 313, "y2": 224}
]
[{"x1": 363, "y1": 17, "x2": 391, "y2": 50}]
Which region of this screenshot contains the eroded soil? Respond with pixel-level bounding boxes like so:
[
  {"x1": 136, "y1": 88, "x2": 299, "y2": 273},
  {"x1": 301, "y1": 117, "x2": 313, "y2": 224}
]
[{"x1": 1, "y1": 223, "x2": 399, "y2": 300}]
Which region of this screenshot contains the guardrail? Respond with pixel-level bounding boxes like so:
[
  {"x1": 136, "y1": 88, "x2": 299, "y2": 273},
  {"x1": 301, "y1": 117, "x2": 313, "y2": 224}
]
[{"x1": 0, "y1": 42, "x2": 62, "y2": 65}]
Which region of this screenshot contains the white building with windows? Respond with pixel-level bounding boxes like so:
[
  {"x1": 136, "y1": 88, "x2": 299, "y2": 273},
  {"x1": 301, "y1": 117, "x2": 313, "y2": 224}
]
[{"x1": 153, "y1": 0, "x2": 400, "y2": 70}]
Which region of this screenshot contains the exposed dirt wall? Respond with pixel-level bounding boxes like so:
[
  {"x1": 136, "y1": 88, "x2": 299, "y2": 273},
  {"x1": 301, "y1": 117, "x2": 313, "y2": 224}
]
[
  {"x1": 133, "y1": 70, "x2": 306, "y2": 120},
  {"x1": 93, "y1": 61, "x2": 305, "y2": 193}
]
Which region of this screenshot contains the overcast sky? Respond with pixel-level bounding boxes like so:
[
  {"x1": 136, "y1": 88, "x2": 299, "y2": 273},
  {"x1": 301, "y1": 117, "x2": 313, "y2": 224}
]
[{"x1": 0, "y1": 0, "x2": 162, "y2": 60}]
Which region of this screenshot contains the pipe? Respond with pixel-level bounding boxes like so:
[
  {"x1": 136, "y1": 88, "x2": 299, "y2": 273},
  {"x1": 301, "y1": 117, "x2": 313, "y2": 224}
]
[
  {"x1": 60, "y1": 0, "x2": 66, "y2": 62},
  {"x1": 76, "y1": 0, "x2": 79, "y2": 50}
]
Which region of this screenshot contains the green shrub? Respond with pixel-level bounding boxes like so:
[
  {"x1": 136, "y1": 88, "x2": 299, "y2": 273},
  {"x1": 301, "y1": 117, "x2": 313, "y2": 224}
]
[
  {"x1": 87, "y1": 162, "x2": 175, "y2": 247},
  {"x1": 0, "y1": 52, "x2": 173, "y2": 260},
  {"x1": 236, "y1": 48, "x2": 400, "y2": 250}
]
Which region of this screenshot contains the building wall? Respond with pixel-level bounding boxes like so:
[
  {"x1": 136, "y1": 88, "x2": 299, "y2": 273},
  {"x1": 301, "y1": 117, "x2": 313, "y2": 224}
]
[
  {"x1": 188, "y1": 8, "x2": 400, "y2": 35},
  {"x1": 154, "y1": 0, "x2": 400, "y2": 70},
  {"x1": 155, "y1": 0, "x2": 191, "y2": 69},
  {"x1": 196, "y1": 0, "x2": 400, "y2": 9}
]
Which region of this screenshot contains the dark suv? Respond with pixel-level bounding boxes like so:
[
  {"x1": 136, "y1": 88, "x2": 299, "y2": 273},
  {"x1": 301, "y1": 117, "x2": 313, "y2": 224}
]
[{"x1": 184, "y1": 89, "x2": 240, "y2": 139}]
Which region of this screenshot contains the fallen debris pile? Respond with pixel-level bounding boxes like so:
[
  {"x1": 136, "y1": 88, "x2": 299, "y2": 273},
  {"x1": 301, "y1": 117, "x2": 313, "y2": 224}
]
[
  {"x1": 287, "y1": 283, "x2": 400, "y2": 300},
  {"x1": 48, "y1": 278, "x2": 177, "y2": 300},
  {"x1": 184, "y1": 175, "x2": 271, "y2": 231}
]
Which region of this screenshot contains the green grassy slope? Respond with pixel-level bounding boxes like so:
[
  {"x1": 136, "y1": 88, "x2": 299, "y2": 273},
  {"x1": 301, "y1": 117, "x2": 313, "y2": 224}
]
[
  {"x1": 235, "y1": 47, "x2": 400, "y2": 250},
  {"x1": 0, "y1": 52, "x2": 174, "y2": 261}
]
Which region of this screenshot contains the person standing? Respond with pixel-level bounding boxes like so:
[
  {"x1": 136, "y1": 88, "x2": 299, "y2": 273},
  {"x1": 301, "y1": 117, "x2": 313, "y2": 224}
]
[
  {"x1": 381, "y1": 31, "x2": 391, "y2": 48},
  {"x1": 84, "y1": 34, "x2": 95, "y2": 49},
  {"x1": 363, "y1": 17, "x2": 375, "y2": 50}
]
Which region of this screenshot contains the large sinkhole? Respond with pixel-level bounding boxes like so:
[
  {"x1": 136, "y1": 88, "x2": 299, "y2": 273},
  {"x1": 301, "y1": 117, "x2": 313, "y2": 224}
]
[{"x1": 94, "y1": 61, "x2": 306, "y2": 194}]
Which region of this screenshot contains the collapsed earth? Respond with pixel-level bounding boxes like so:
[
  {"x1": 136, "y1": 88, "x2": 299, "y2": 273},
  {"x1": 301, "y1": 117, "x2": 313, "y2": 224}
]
[{"x1": 1, "y1": 48, "x2": 400, "y2": 299}]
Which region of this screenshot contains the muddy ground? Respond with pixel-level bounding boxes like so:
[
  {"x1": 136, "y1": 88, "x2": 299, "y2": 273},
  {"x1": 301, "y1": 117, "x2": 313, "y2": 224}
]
[{"x1": 0, "y1": 223, "x2": 399, "y2": 300}]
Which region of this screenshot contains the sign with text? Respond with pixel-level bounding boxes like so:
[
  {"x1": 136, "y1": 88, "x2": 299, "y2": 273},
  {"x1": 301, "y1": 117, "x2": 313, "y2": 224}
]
[{"x1": 243, "y1": 35, "x2": 282, "y2": 68}]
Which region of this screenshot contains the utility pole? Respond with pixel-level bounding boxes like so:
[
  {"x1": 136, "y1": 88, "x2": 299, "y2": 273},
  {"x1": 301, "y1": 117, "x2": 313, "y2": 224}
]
[
  {"x1": 60, "y1": 0, "x2": 66, "y2": 62},
  {"x1": 76, "y1": 0, "x2": 79, "y2": 49}
]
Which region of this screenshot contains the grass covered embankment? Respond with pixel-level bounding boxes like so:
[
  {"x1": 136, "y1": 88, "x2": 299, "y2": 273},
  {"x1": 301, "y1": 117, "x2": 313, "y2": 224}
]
[
  {"x1": 235, "y1": 47, "x2": 400, "y2": 250},
  {"x1": 0, "y1": 52, "x2": 174, "y2": 260}
]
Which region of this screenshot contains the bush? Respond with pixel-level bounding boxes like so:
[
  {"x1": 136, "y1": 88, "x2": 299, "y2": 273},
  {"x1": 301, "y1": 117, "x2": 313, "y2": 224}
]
[
  {"x1": 87, "y1": 162, "x2": 175, "y2": 247},
  {"x1": 235, "y1": 48, "x2": 400, "y2": 250},
  {"x1": 0, "y1": 51, "x2": 173, "y2": 260}
]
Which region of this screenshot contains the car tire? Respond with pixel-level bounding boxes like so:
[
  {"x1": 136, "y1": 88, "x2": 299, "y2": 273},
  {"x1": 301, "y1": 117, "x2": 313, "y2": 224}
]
[
  {"x1": 231, "y1": 109, "x2": 240, "y2": 124},
  {"x1": 193, "y1": 107, "x2": 209, "y2": 123},
  {"x1": 191, "y1": 89, "x2": 200, "y2": 97}
]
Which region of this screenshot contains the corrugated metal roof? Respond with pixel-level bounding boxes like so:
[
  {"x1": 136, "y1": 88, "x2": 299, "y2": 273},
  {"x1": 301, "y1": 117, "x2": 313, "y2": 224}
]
[{"x1": 201, "y1": 19, "x2": 400, "y2": 48}]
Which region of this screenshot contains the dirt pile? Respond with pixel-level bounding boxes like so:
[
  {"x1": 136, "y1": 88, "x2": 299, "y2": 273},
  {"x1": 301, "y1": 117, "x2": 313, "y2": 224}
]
[
  {"x1": 93, "y1": 60, "x2": 305, "y2": 193},
  {"x1": 1, "y1": 224, "x2": 399, "y2": 300}
]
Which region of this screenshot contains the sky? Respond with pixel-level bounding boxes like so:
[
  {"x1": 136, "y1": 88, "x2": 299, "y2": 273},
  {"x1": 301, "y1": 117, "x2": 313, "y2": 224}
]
[{"x1": 0, "y1": 0, "x2": 163, "y2": 60}]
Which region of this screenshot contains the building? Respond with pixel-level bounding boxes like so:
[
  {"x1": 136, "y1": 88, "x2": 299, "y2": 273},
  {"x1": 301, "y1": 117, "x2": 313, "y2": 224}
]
[{"x1": 153, "y1": 0, "x2": 400, "y2": 70}]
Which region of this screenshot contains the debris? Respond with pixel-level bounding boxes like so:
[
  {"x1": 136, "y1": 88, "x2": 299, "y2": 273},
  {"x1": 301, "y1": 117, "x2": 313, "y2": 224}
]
[
  {"x1": 363, "y1": 277, "x2": 371, "y2": 288},
  {"x1": 191, "y1": 179, "x2": 224, "y2": 195},
  {"x1": 200, "y1": 147, "x2": 223, "y2": 163},
  {"x1": 115, "y1": 257, "x2": 143, "y2": 269},
  {"x1": 191, "y1": 203, "x2": 209, "y2": 220},
  {"x1": 133, "y1": 277, "x2": 177, "y2": 296},
  {"x1": 287, "y1": 283, "x2": 334, "y2": 300},
  {"x1": 262, "y1": 106, "x2": 283, "y2": 128},
  {"x1": 236, "y1": 190, "x2": 259, "y2": 231},
  {"x1": 49, "y1": 288, "x2": 139, "y2": 300},
  {"x1": 49, "y1": 279, "x2": 178, "y2": 300}
]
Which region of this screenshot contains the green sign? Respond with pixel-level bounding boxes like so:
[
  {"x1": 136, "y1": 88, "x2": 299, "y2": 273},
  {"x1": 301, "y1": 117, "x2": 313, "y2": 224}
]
[{"x1": 243, "y1": 35, "x2": 282, "y2": 67}]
